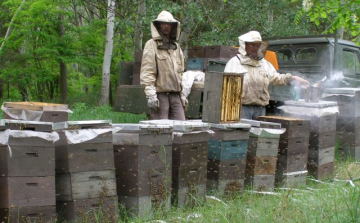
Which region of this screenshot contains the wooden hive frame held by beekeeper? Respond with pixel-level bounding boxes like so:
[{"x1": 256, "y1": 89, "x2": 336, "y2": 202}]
[{"x1": 202, "y1": 72, "x2": 244, "y2": 123}]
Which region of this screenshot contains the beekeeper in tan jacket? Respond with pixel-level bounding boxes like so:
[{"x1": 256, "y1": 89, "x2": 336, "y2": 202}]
[
  {"x1": 140, "y1": 10, "x2": 186, "y2": 120},
  {"x1": 225, "y1": 31, "x2": 309, "y2": 120}
]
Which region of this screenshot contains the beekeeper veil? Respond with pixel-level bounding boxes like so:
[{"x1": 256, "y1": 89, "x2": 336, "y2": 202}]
[{"x1": 238, "y1": 31, "x2": 269, "y2": 61}]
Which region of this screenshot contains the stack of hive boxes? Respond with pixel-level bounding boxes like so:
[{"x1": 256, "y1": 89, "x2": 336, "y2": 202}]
[
  {"x1": 0, "y1": 120, "x2": 58, "y2": 223},
  {"x1": 323, "y1": 88, "x2": 360, "y2": 160},
  {"x1": 258, "y1": 116, "x2": 310, "y2": 186},
  {"x1": 54, "y1": 121, "x2": 117, "y2": 222},
  {"x1": 140, "y1": 120, "x2": 210, "y2": 207},
  {"x1": 187, "y1": 46, "x2": 238, "y2": 71},
  {"x1": 112, "y1": 123, "x2": 173, "y2": 219},
  {"x1": 206, "y1": 122, "x2": 251, "y2": 196},
  {"x1": 279, "y1": 101, "x2": 338, "y2": 179},
  {"x1": 132, "y1": 50, "x2": 144, "y2": 85},
  {"x1": 242, "y1": 119, "x2": 284, "y2": 191}
]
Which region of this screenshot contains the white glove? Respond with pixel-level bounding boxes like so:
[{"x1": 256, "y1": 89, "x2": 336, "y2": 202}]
[
  {"x1": 147, "y1": 96, "x2": 159, "y2": 109},
  {"x1": 180, "y1": 95, "x2": 189, "y2": 108}
]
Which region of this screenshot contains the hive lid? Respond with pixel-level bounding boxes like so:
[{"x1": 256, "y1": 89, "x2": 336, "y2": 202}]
[
  {"x1": 140, "y1": 119, "x2": 209, "y2": 132},
  {"x1": 2, "y1": 101, "x2": 68, "y2": 111},
  {"x1": 284, "y1": 100, "x2": 337, "y2": 108},
  {"x1": 209, "y1": 122, "x2": 251, "y2": 130},
  {"x1": 112, "y1": 123, "x2": 172, "y2": 132},
  {"x1": 53, "y1": 120, "x2": 111, "y2": 130},
  {"x1": 241, "y1": 119, "x2": 282, "y2": 129},
  {"x1": 0, "y1": 119, "x2": 53, "y2": 126},
  {"x1": 323, "y1": 88, "x2": 360, "y2": 95}
]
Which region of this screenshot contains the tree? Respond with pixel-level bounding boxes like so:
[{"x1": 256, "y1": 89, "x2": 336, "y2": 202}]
[{"x1": 99, "y1": 0, "x2": 115, "y2": 105}]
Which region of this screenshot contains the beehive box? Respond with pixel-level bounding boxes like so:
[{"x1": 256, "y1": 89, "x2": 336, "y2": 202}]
[
  {"x1": 0, "y1": 119, "x2": 53, "y2": 132},
  {"x1": 0, "y1": 176, "x2": 55, "y2": 208},
  {"x1": 277, "y1": 153, "x2": 308, "y2": 173},
  {"x1": 308, "y1": 147, "x2": 335, "y2": 166},
  {"x1": 171, "y1": 184, "x2": 206, "y2": 207},
  {"x1": 118, "y1": 61, "x2": 134, "y2": 85},
  {"x1": 202, "y1": 72, "x2": 244, "y2": 123},
  {"x1": 187, "y1": 58, "x2": 205, "y2": 70},
  {"x1": 308, "y1": 131, "x2": 336, "y2": 150},
  {"x1": 188, "y1": 46, "x2": 205, "y2": 58},
  {"x1": 2, "y1": 102, "x2": 70, "y2": 123},
  {"x1": 209, "y1": 122, "x2": 251, "y2": 141},
  {"x1": 53, "y1": 121, "x2": 114, "y2": 173},
  {"x1": 0, "y1": 205, "x2": 56, "y2": 223},
  {"x1": 245, "y1": 175, "x2": 275, "y2": 191},
  {"x1": 257, "y1": 116, "x2": 310, "y2": 139},
  {"x1": 278, "y1": 137, "x2": 309, "y2": 156},
  {"x1": 55, "y1": 170, "x2": 117, "y2": 201},
  {"x1": 118, "y1": 195, "x2": 170, "y2": 219},
  {"x1": 322, "y1": 88, "x2": 360, "y2": 117},
  {"x1": 0, "y1": 129, "x2": 57, "y2": 177},
  {"x1": 207, "y1": 179, "x2": 244, "y2": 196},
  {"x1": 116, "y1": 168, "x2": 171, "y2": 197},
  {"x1": 275, "y1": 171, "x2": 307, "y2": 187},
  {"x1": 207, "y1": 159, "x2": 246, "y2": 181},
  {"x1": 57, "y1": 196, "x2": 118, "y2": 222},
  {"x1": 208, "y1": 140, "x2": 248, "y2": 161},
  {"x1": 307, "y1": 162, "x2": 334, "y2": 180},
  {"x1": 204, "y1": 45, "x2": 238, "y2": 59}
]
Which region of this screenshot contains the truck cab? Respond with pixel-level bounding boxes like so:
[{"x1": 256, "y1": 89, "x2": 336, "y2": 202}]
[{"x1": 266, "y1": 36, "x2": 360, "y2": 102}]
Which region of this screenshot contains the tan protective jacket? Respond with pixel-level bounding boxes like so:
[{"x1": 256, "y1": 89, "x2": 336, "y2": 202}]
[
  {"x1": 224, "y1": 31, "x2": 292, "y2": 106},
  {"x1": 140, "y1": 11, "x2": 184, "y2": 98}
]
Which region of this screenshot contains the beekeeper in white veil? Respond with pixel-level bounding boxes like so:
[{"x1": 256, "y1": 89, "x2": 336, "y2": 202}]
[{"x1": 225, "y1": 31, "x2": 309, "y2": 120}]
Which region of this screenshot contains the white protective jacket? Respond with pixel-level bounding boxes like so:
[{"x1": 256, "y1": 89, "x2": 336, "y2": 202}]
[
  {"x1": 140, "y1": 11, "x2": 184, "y2": 98},
  {"x1": 224, "y1": 31, "x2": 292, "y2": 106}
]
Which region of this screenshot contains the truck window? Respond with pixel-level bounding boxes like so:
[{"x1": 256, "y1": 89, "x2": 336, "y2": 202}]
[
  {"x1": 275, "y1": 49, "x2": 292, "y2": 61},
  {"x1": 295, "y1": 47, "x2": 317, "y2": 61},
  {"x1": 342, "y1": 49, "x2": 360, "y2": 76}
]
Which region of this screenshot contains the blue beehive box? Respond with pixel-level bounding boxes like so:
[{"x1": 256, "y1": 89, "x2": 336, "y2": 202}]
[
  {"x1": 208, "y1": 139, "x2": 248, "y2": 161},
  {"x1": 186, "y1": 58, "x2": 204, "y2": 70}
]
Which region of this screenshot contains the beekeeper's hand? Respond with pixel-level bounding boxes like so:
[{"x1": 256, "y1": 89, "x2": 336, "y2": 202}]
[
  {"x1": 147, "y1": 96, "x2": 159, "y2": 109},
  {"x1": 292, "y1": 76, "x2": 310, "y2": 88},
  {"x1": 180, "y1": 95, "x2": 189, "y2": 108}
]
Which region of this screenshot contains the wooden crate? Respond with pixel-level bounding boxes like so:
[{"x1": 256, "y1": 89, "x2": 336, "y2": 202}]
[
  {"x1": 207, "y1": 179, "x2": 244, "y2": 196},
  {"x1": 309, "y1": 131, "x2": 336, "y2": 150},
  {"x1": 307, "y1": 162, "x2": 334, "y2": 180},
  {"x1": 207, "y1": 139, "x2": 248, "y2": 161},
  {"x1": 173, "y1": 142, "x2": 208, "y2": 166},
  {"x1": 116, "y1": 168, "x2": 171, "y2": 197},
  {"x1": 114, "y1": 145, "x2": 172, "y2": 172},
  {"x1": 55, "y1": 170, "x2": 117, "y2": 201},
  {"x1": 0, "y1": 205, "x2": 56, "y2": 223},
  {"x1": 0, "y1": 176, "x2": 55, "y2": 208},
  {"x1": 245, "y1": 175, "x2": 275, "y2": 191},
  {"x1": 275, "y1": 171, "x2": 307, "y2": 187},
  {"x1": 204, "y1": 45, "x2": 238, "y2": 59},
  {"x1": 308, "y1": 147, "x2": 335, "y2": 166},
  {"x1": 276, "y1": 152, "x2": 308, "y2": 173},
  {"x1": 118, "y1": 195, "x2": 170, "y2": 219},
  {"x1": 257, "y1": 116, "x2": 310, "y2": 139},
  {"x1": 246, "y1": 155, "x2": 277, "y2": 176},
  {"x1": 202, "y1": 72, "x2": 244, "y2": 123},
  {"x1": 171, "y1": 184, "x2": 206, "y2": 207},
  {"x1": 172, "y1": 163, "x2": 207, "y2": 189},
  {"x1": 207, "y1": 159, "x2": 246, "y2": 181},
  {"x1": 57, "y1": 196, "x2": 118, "y2": 222},
  {"x1": 278, "y1": 136, "x2": 309, "y2": 155}
]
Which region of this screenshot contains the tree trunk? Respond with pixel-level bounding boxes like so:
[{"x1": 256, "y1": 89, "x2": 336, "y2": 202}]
[
  {"x1": 0, "y1": 0, "x2": 26, "y2": 58},
  {"x1": 58, "y1": 13, "x2": 67, "y2": 104},
  {"x1": 99, "y1": 0, "x2": 115, "y2": 105},
  {"x1": 134, "y1": 0, "x2": 145, "y2": 51}
]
